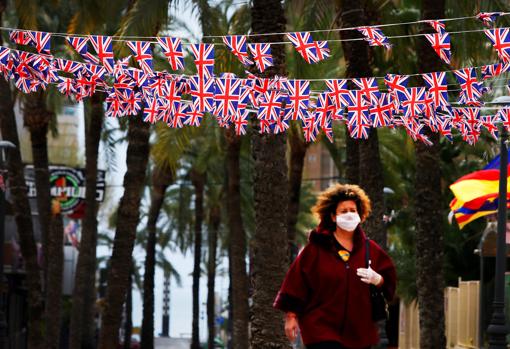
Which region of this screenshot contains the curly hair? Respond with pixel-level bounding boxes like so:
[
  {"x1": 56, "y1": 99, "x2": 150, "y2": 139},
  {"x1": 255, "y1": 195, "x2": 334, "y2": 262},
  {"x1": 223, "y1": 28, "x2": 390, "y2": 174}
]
[{"x1": 312, "y1": 183, "x2": 372, "y2": 232}]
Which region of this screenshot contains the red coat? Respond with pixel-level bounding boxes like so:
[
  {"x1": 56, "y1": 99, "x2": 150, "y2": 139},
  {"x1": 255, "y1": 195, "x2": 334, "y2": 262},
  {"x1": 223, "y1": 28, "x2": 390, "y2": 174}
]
[{"x1": 273, "y1": 226, "x2": 397, "y2": 348}]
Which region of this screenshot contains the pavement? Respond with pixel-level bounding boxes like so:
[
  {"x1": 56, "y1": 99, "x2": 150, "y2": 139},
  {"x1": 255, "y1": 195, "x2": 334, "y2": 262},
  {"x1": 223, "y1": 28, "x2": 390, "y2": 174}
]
[{"x1": 154, "y1": 337, "x2": 191, "y2": 349}]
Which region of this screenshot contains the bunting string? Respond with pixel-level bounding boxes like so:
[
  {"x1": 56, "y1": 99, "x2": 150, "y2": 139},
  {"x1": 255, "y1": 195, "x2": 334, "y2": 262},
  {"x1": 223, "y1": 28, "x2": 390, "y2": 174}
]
[{"x1": 3, "y1": 11, "x2": 510, "y2": 145}]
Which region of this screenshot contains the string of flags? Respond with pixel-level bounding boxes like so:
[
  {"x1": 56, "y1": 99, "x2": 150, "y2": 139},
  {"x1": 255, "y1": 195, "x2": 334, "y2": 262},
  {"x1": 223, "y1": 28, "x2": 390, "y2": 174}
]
[{"x1": 3, "y1": 12, "x2": 510, "y2": 144}]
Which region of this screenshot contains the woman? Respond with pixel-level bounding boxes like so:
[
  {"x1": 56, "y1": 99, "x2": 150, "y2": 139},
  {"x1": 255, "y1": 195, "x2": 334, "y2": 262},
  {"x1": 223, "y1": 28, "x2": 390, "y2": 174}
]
[{"x1": 274, "y1": 184, "x2": 396, "y2": 349}]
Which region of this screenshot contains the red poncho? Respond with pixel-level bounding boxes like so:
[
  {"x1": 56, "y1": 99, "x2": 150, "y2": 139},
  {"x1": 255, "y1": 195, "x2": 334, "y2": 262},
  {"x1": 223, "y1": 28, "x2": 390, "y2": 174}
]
[{"x1": 273, "y1": 226, "x2": 397, "y2": 348}]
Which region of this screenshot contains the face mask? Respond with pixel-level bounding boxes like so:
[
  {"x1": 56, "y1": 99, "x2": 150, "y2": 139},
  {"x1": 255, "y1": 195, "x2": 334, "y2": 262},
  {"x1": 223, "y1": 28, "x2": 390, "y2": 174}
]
[{"x1": 336, "y1": 212, "x2": 361, "y2": 232}]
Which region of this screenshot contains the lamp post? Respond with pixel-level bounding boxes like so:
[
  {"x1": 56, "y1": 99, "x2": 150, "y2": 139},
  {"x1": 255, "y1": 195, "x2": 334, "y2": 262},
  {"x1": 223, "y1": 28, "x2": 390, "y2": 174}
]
[
  {"x1": 0, "y1": 140, "x2": 16, "y2": 347},
  {"x1": 487, "y1": 96, "x2": 510, "y2": 348}
]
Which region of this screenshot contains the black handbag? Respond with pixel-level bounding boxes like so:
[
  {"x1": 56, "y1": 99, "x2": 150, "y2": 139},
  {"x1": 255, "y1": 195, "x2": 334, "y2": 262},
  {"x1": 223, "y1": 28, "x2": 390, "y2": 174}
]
[{"x1": 365, "y1": 238, "x2": 388, "y2": 322}]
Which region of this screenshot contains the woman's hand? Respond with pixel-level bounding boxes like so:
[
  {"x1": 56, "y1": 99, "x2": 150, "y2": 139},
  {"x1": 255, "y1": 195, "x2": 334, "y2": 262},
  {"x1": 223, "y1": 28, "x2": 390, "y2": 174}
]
[{"x1": 284, "y1": 312, "x2": 299, "y2": 343}]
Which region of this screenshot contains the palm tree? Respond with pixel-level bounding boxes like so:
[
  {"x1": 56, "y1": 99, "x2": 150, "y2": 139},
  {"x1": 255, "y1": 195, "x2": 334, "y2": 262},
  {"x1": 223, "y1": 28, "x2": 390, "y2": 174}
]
[
  {"x1": 97, "y1": 1, "x2": 172, "y2": 347},
  {"x1": 191, "y1": 168, "x2": 206, "y2": 349},
  {"x1": 0, "y1": 2, "x2": 45, "y2": 347},
  {"x1": 69, "y1": 94, "x2": 105, "y2": 349},
  {"x1": 140, "y1": 164, "x2": 175, "y2": 349},
  {"x1": 45, "y1": 209, "x2": 64, "y2": 349},
  {"x1": 207, "y1": 202, "x2": 221, "y2": 349},
  {"x1": 249, "y1": 0, "x2": 290, "y2": 348},
  {"x1": 334, "y1": 0, "x2": 386, "y2": 248},
  {"x1": 414, "y1": 0, "x2": 447, "y2": 348}
]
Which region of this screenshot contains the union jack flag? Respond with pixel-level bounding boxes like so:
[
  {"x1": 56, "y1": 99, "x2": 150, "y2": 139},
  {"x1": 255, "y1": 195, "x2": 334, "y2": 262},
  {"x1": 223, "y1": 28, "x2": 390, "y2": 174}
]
[
  {"x1": 481, "y1": 114, "x2": 499, "y2": 140},
  {"x1": 66, "y1": 37, "x2": 100, "y2": 64},
  {"x1": 398, "y1": 87, "x2": 427, "y2": 119},
  {"x1": 126, "y1": 41, "x2": 153, "y2": 73},
  {"x1": 481, "y1": 62, "x2": 510, "y2": 80},
  {"x1": 54, "y1": 58, "x2": 83, "y2": 75},
  {"x1": 257, "y1": 90, "x2": 284, "y2": 121},
  {"x1": 167, "y1": 103, "x2": 187, "y2": 129},
  {"x1": 302, "y1": 112, "x2": 319, "y2": 142},
  {"x1": 123, "y1": 89, "x2": 142, "y2": 115},
  {"x1": 184, "y1": 102, "x2": 204, "y2": 127},
  {"x1": 346, "y1": 90, "x2": 371, "y2": 139},
  {"x1": 56, "y1": 76, "x2": 77, "y2": 97},
  {"x1": 286, "y1": 32, "x2": 317, "y2": 64},
  {"x1": 234, "y1": 109, "x2": 249, "y2": 136},
  {"x1": 435, "y1": 112, "x2": 453, "y2": 141},
  {"x1": 357, "y1": 27, "x2": 391, "y2": 48},
  {"x1": 28, "y1": 31, "x2": 52, "y2": 55},
  {"x1": 485, "y1": 28, "x2": 510, "y2": 63},
  {"x1": 325, "y1": 79, "x2": 350, "y2": 119},
  {"x1": 126, "y1": 67, "x2": 149, "y2": 88},
  {"x1": 427, "y1": 21, "x2": 446, "y2": 33},
  {"x1": 105, "y1": 90, "x2": 125, "y2": 118},
  {"x1": 422, "y1": 71, "x2": 449, "y2": 107},
  {"x1": 248, "y1": 43, "x2": 273, "y2": 72},
  {"x1": 9, "y1": 30, "x2": 31, "y2": 45},
  {"x1": 143, "y1": 97, "x2": 160, "y2": 124},
  {"x1": 189, "y1": 75, "x2": 216, "y2": 112},
  {"x1": 190, "y1": 43, "x2": 215, "y2": 79},
  {"x1": 284, "y1": 79, "x2": 310, "y2": 121},
  {"x1": 214, "y1": 78, "x2": 241, "y2": 121},
  {"x1": 476, "y1": 12, "x2": 502, "y2": 28},
  {"x1": 11, "y1": 51, "x2": 33, "y2": 79},
  {"x1": 314, "y1": 92, "x2": 336, "y2": 128},
  {"x1": 222, "y1": 35, "x2": 252, "y2": 66},
  {"x1": 424, "y1": 32, "x2": 451, "y2": 64},
  {"x1": 0, "y1": 46, "x2": 11, "y2": 78},
  {"x1": 353, "y1": 77, "x2": 380, "y2": 105},
  {"x1": 497, "y1": 107, "x2": 510, "y2": 132},
  {"x1": 384, "y1": 74, "x2": 409, "y2": 93},
  {"x1": 160, "y1": 80, "x2": 182, "y2": 123},
  {"x1": 157, "y1": 37, "x2": 184, "y2": 71},
  {"x1": 453, "y1": 67, "x2": 483, "y2": 106},
  {"x1": 309, "y1": 41, "x2": 330, "y2": 63},
  {"x1": 369, "y1": 93, "x2": 393, "y2": 128},
  {"x1": 89, "y1": 35, "x2": 115, "y2": 74},
  {"x1": 113, "y1": 56, "x2": 131, "y2": 80}
]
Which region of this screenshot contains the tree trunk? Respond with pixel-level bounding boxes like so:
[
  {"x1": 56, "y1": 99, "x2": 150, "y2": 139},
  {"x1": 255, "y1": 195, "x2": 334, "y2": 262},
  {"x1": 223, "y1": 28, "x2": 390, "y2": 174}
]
[
  {"x1": 45, "y1": 212, "x2": 64, "y2": 349},
  {"x1": 250, "y1": 1, "x2": 289, "y2": 347},
  {"x1": 141, "y1": 166, "x2": 174, "y2": 349},
  {"x1": 98, "y1": 116, "x2": 150, "y2": 349},
  {"x1": 287, "y1": 127, "x2": 308, "y2": 262},
  {"x1": 191, "y1": 169, "x2": 205, "y2": 349},
  {"x1": 23, "y1": 93, "x2": 52, "y2": 268},
  {"x1": 0, "y1": 64, "x2": 44, "y2": 349},
  {"x1": 123, "y1": 266, "x2": 133, "y2": 349},
  {"x1": 415, "y1": 0, "x2": 447, "y2": 348},
  {"x1": 69, "y1": 94, "x2": 104, "y2": 349},
  {"x1": 336, "y1": 0, "x2": 386, "y2": 248},
  {"x1": 224, "y1": 127, "x2": 249, "y2": 349},
  {"x1": 207, "y1": 204, "x2": 220, "y2": 349}
]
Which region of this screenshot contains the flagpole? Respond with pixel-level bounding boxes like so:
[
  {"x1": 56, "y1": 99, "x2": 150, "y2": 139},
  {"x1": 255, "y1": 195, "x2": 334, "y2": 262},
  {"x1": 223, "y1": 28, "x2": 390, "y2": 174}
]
[{"x1": 487, "y1": 120, "x2": 508, "y2": 349}]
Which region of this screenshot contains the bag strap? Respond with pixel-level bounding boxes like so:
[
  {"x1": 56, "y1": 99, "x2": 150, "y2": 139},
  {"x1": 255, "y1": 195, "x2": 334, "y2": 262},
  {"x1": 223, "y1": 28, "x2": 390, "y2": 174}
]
[{"x1": 365, "y1": 238, "x2": 370, "y2": 268}]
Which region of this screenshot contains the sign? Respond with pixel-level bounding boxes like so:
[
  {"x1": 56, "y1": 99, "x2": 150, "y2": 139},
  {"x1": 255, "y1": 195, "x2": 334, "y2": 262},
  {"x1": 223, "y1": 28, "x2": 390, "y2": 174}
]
[{"x1": 25, "y1": 166, "x2": 105, "y2": 215}]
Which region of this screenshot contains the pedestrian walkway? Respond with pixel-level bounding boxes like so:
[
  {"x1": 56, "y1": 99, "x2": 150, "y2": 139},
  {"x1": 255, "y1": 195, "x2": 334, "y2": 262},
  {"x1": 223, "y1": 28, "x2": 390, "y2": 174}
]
[{"x1": 154, "y1": 337, "x2": 191, "y2": 349}]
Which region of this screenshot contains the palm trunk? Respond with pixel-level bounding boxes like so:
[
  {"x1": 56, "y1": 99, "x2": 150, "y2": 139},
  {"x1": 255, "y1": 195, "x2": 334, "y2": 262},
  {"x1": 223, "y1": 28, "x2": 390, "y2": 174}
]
[
  {"x1": 415, "y1": 0, "x2": 446, "y2": 348},
  {"x1": 287, "y1": 128, "x2": 308, "y2": 262},
  {"x1": 0, "y1": 59, "x2": 44, "y2": 349},
  {"x1": 207, "y1": 204, "x2": 220, "y2": 349},
  {"x1": 191, "y1": 169, "x2": 205, "y2": 349},
  {"x1": 123, "y1": 266, "x2": 133, "y2": 349},
  {"x1": 69, "y1": 94, "x2": 104, "y2": 349},
  {"x1": 336, "y1": 0, "x2": 386, "y2": 248},
  {"x1": 250, "y1": 1, "x2": 289, "y2": 347},
  {"x1": 98, "y1": 116, "x2": 150, "y2": 349},
  {"x1": 141, "y1": 167, "x2": 174, "y2": 349},
  {"x1": 45, "y1": 212, "x2": 64, "y2": 349},
  {"x1": 224, "y1": 127, "x2": 249, "y2": 349}
]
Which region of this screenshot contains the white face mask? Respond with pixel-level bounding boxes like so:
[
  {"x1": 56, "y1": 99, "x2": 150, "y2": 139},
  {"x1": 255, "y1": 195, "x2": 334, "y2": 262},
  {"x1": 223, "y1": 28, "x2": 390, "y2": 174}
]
[{"x1": 336, "y1": 212, "x2": 361, "y2": 232}]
